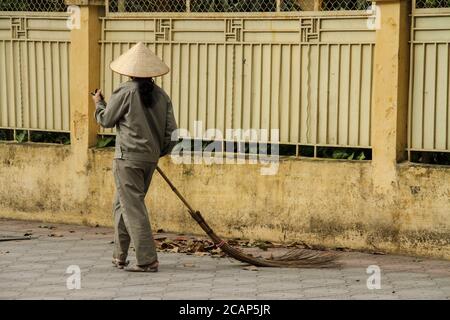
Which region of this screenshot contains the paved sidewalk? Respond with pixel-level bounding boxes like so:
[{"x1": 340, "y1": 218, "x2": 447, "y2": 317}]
[{"x1": 0, "y1": 219, "x2": 449, "y2": 300}]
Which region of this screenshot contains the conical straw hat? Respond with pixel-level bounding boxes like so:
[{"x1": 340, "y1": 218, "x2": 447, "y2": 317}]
[{"x1": 110, "y1": 42, "x2": 170, "y2": 78}]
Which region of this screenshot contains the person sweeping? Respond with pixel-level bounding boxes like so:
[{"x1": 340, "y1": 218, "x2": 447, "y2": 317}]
[
  {"x1": 92, "y1": 43, "x2": 336, "y2": 271},
  {"x1": 92, "y1": 42, "x2": 178, "y2": 272}
]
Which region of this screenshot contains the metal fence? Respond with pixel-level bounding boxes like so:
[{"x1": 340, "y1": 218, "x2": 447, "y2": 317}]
[
  {"x1": 107, "y1": 0, "x2": 373, "y2": 13},
  {"x1": 0, "y1": 3, "x2": 71, "y2": 133},
  {"x1": 408, "y1": 1, "x2": 450, "y2": 156},
  {"x1": 100, "y1": 11, "x2": 375, "y2": 151},
  {"x1": 0, "y1": 0, "x2": 67, "y2": 12}
]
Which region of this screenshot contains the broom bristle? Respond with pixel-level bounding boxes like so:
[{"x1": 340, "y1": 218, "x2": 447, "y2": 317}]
[
  {"x1": 268, "y1": 248, "x2": 338, "y2": 267},
  {"x1": 222, "y1": 244, "x2": 338, "y2": 268},
  {"x1": 190, "y1": 210, "x2": 339, "y2": 268}
]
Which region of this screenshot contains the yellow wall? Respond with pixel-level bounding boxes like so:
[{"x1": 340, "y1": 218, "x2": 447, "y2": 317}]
[{"x1": 1, "y1": 143, "x2": 448, "y2": 260}]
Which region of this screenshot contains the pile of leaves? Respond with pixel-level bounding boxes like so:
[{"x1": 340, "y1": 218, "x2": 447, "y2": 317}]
[{"x1": 154, "y1": 235, "x2": 226, "y2": 258}]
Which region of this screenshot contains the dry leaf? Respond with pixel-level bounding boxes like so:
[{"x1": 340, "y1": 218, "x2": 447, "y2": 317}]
[{"x1": 48, "y1": 234, "x2": 63, "y2": 238}]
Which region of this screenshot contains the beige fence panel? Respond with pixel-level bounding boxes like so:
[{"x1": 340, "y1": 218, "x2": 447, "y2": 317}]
[
  {"x1": 0, "y1": 13, "x2": 71, "y2": 132},
  {"x1": 100, "y1": 9, "x2": 375, "y2": 149},
  {"x1": 409, "y1": 1, "x2": 450, "y2": 154}
]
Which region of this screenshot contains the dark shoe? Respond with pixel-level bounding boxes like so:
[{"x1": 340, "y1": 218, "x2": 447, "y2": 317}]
[
  {"x1": 125, "y1": 261, "x2": 159, "y2": 272},
  {"x1": 112, "y1": 258, "x2": 129, "y2": 269}
]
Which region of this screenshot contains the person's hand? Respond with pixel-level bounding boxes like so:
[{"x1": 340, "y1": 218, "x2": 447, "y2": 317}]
[{"x1": 92, "y1": 89, "x2": 104, "y2": 104}]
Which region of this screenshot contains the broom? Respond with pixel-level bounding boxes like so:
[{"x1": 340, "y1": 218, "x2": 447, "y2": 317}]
[{"x1": 156, "y1": 166, "x2": 337, "y2": 268}]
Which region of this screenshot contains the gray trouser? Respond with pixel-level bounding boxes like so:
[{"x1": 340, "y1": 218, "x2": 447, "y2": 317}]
[{"x1": 112, "y1": 159, "x2": 158, "y2": 266}]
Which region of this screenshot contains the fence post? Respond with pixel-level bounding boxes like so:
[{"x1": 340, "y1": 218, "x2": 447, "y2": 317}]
[
  {"x1": 314, "y1": 0, "x2": 322, "y2": 11},
  {"x1": 66, "y1": 0, "x2": 104, "y2": 153},
  {"x1": 371, "y1": 0, "x2": 410, "y2": 193}
]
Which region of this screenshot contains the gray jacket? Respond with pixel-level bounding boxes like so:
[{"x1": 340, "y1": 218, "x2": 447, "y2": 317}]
[{"x1": 95, "y1": 80, "x2": 178, "y2": 162}]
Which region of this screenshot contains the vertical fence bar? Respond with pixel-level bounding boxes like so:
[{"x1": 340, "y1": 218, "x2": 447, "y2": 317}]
[
  {"x1": 336, "y1": 44, "x2": 341, "y2": 145},
  {"x1": 298, "y1": 44, "x2": 302, "y2": 144},
  {"x1": 287, "y1": 44, "x2": 292, "y2": 140},
  {"x1": 10, "y1": 39, "x2": 17, "y2": 129},
  {"x1": 407, "y1": 27, "x2": 414, "y2": 159},
  {"x1": 1, "y1": 41, "x2": 7, "y2": 128},
  {"x1": 447, "y1": 43, "x2": 450, "y2": 151},
  {"x1": 433, "y1": 43, "x2": 438, "y2": 150},
  {"x1": 421, "y1": 43, "x2": 426, "y2": 150},
  {"x1": 357, "y1": 43, "x2": 363, "y2": 146}
]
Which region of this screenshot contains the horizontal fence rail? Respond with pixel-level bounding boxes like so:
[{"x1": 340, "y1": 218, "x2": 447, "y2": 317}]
[
  {"x1": 408, "y1": 2, "x2": 450, "y2": 155},
  {"x1": 0, "y1": 13, "x2": 71, "y2": 133},
  {"x1": 100, "y1": 12, "x2": 375, "y2": 149}
]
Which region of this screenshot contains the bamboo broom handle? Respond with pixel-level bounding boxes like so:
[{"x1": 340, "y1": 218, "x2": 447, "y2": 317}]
[{"x1": 156, "y1": 166, "x2": 195, "y2": 214}]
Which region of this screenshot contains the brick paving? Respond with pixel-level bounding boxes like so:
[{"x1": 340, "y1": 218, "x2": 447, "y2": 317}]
[{"x1": 0, "y1": 219, "x2": 449, "y2": 300}]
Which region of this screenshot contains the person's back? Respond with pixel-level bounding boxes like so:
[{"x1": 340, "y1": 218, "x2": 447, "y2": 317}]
[
  {"x1": 95, "y1": 80, "x2": 177, "y2": 162},
  {"x1": 92, "y1": 42, "x2": 177, "y2": 272}
]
